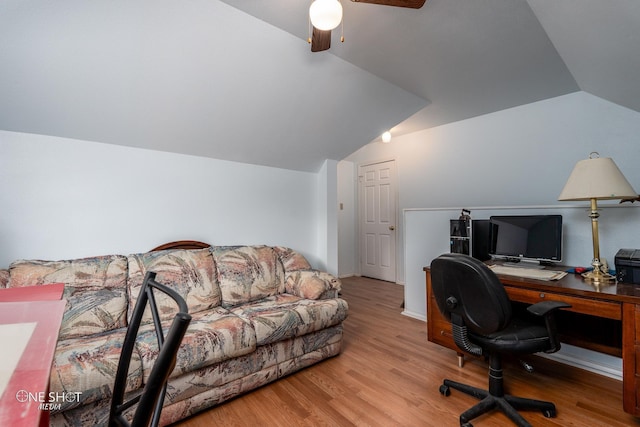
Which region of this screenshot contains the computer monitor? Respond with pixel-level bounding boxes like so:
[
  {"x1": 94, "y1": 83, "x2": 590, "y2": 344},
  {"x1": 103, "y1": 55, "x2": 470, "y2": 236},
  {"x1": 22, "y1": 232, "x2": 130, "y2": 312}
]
[{"x1": 489, "y1": 215, "x2": 563, "y2": 264}]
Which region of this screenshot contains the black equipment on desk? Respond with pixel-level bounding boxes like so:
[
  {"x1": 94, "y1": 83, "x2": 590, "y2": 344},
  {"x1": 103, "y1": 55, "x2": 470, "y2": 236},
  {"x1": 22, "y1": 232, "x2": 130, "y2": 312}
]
[
  {"x1": 450, "y1": 218, "x2": 470, "y2": 255},
  {"x1": 449, "y1": 209, "x2": 491, "y2": 261},
  {"x1": 450, "y1": 209, "x2": 471, "y2": 255},
  {"x1": 615, "y1": 249, "x2": 640, "y2": 284}
]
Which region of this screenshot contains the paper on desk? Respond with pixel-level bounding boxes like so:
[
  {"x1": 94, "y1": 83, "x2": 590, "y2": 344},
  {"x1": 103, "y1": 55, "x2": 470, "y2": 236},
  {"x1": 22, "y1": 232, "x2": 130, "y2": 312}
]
[
  {"x1": 0, "y1": 322, "x2": 37, "y2": 399},
  {"x1": 489, "y1": 265, "x2": 568, "y2": 281}
]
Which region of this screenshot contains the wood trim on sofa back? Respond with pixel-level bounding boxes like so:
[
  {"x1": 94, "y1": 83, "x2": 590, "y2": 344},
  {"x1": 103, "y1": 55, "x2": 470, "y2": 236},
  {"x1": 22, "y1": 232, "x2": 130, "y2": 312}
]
[{"x1": 150, "y1": 240, "x2": 212, "y2": 251}]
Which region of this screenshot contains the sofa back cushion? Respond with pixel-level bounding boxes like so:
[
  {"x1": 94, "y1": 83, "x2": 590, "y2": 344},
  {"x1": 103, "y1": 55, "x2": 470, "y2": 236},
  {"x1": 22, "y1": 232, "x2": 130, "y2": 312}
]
[
  {"x1": 212, "y1": 246, "x2": 285, "y2": 308},
  {"x1": 8, "y1": 255, "x2": 128, "y2": 340},
  {"x1": 273, "y1": 246, "x2": 313, "y2": 271},
  {"x1": 127, "y1": 248, "x2": 221, "y2": 322}
]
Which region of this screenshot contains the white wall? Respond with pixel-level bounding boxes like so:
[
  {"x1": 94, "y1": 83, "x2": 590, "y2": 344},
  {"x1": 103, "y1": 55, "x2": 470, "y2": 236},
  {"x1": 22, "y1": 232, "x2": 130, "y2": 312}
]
[
  {"x1": 337, "y1": 160, "x2": 356, "y2": 278},
  {"x1": 0, "y1": 131, "x2": 326, "y2": 267},
  {"x1": 342, "y1": 91, "x2": 640, "y2": 284},
  {"x1": 316, "y1": 159, "x2": 339, "y2": 275},
  {"x1": 404, "y1": 204, "x2": 640, "y2": 320}
]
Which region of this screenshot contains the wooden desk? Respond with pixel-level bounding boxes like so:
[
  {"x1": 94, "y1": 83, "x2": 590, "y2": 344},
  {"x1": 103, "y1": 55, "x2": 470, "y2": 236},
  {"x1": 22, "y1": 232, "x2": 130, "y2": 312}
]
[
  {"x1": 424, "y1": 262, "x2": 640, "y2": 417},
  {"x1": 0, "y1": 284, "x2": 66, "y2": 426}
]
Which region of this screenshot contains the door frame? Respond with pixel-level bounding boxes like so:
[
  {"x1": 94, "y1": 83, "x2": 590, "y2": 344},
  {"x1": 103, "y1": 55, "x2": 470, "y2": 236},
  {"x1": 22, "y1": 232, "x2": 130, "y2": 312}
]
[{"x1": 357, "y1": 158, "x2": 399, "y2": 282}]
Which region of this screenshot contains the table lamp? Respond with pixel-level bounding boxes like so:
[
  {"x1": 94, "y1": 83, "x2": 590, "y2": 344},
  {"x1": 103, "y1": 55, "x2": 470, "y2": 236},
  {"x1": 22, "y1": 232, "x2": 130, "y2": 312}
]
[{"x1": 558, "y1": 152, "x2": 637, "y2": 285}]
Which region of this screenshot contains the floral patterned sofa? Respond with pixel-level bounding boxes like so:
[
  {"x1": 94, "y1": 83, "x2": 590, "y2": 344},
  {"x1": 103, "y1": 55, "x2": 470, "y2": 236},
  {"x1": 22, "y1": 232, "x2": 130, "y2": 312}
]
[{"x1": 0, "y1": 244, "x2": 348, "y2": 426}]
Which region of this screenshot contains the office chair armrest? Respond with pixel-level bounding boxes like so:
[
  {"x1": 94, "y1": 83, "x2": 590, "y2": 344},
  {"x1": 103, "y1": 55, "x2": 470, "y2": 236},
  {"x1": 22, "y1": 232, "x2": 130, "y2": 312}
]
[
  {"x1": 527, "y1": 300, "x2": 571, "y2": 353},
  {"x1": 526, "y1": 300, "x2": 571, "y2": 317}
]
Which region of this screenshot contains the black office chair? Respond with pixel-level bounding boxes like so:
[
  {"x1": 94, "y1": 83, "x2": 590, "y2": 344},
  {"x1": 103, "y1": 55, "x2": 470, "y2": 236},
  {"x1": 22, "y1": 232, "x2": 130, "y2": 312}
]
[
  {"x1": 109, "y1": 271, "x2": 192, "y2": 427},
  {"x1": 430, "y1": 253, "x2": 570, "y2": 427}
]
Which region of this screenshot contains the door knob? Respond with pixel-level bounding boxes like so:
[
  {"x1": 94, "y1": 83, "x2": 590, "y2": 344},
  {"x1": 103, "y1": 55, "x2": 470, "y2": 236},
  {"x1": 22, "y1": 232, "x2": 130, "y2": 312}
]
[{"x1": 389, "y1": 226, "x2": 395, "y2": 231}]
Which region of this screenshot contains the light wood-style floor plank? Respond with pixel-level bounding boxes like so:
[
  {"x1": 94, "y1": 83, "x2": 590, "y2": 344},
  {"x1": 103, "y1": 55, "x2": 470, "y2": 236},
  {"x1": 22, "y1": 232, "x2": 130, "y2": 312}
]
[{"x1": 176, "y1": 276, "x2": 638, "y2": 426}]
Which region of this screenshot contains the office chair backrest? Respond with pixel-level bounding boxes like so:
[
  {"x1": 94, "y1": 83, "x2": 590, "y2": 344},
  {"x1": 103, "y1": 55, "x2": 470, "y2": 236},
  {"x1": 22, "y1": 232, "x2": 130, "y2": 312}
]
[
  {"x1": 431, "y1": 253, "x2": 511, "y2": 335},
  {"x1": 110, "y1": 271, "x2": 191, "y2": 427}
]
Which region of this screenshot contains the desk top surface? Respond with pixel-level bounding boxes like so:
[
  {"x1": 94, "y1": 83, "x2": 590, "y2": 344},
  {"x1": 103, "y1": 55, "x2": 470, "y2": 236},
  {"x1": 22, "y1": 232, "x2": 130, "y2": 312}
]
[{"x1": 424, "y1": 260, "x2": 640, "y2": 304}]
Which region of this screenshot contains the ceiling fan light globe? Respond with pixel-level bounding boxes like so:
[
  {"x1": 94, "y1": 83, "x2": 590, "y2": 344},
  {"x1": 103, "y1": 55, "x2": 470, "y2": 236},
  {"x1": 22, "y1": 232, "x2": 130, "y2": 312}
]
[{"x1": 309, "y1": 0, "x2": 343, "y2": 31}]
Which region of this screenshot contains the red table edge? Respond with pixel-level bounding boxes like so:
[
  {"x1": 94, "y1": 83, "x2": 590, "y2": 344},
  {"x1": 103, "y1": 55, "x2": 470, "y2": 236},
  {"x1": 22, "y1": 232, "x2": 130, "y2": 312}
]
[
  {"x1": 0, "y1": 298, "x2": 66, "y2": 425},
  {"x1": 0, "y1": 283, "x2": 65, "y2": 302}
]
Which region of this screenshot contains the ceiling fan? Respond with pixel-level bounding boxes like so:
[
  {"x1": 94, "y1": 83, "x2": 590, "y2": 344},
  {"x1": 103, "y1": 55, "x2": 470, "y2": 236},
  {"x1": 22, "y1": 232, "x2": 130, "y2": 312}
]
[{"x1": 309, "y1": 0, "x2": 426, "y2": 52}]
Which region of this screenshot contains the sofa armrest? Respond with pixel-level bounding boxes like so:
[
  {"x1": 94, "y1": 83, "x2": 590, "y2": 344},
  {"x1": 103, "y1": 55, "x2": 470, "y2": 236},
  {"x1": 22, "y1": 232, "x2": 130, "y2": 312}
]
[
  {"x1": 285, "y1": 270, "x2": 341, "y2": 300},
  {"x1": 0, "y1": 269, "x2": 9, "y2": 288}
]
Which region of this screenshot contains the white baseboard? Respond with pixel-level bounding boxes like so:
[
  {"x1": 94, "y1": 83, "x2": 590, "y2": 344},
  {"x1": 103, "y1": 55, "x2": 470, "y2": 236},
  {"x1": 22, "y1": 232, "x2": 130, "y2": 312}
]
[
  {"x1": 539, "y1": 343, "x2": 622, "y2": 381},
  {"x1": 340, "y1": 273, "x2": 405, "y2": 285},
  {"x1": 402, "y1": 310, "x2": 427, "y2": 321},
  {"x1": 400, "y1": 305, "x2": 621, "y2": 381}
]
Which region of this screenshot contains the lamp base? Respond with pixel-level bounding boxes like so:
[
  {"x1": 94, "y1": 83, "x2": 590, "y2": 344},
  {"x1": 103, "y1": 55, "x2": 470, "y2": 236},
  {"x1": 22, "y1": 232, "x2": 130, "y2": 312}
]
[{"x1": 581, "y1": 269, "x2": 616, "y2": 287}]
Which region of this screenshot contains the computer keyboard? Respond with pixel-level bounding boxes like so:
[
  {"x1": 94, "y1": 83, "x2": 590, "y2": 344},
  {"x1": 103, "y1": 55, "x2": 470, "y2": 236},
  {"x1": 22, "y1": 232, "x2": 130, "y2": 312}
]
[{"x1": 489, "y1": 265, "x2": 568, "y2": 281}]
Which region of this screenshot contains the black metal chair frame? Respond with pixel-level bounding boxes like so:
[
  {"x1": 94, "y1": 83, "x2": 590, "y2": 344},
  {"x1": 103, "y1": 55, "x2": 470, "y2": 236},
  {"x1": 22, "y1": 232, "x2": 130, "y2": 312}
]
[
  {"x1": 431, "y1": 253, "x2": 570, "y2": 427},
  {"x1": 109, "y1": 271, "x2": 192, "y2": 427}
]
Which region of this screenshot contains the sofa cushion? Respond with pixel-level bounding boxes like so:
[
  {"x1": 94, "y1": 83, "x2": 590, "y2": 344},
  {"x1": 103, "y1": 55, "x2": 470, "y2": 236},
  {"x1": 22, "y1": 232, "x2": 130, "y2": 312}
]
[
  {"x1": 8, "y1": 255, "x2": 128, "y2": 340},
  {"x1": 212, "y1": 246, "x2": 285, "y2": 308},
  {"x1": 230, "y1": 294, "x2": 349, "y2": 346},
  {"x1": 50, "y1": 329, "x2": 142, "y2": 412},
  {"x1": 127, "y1": 248, "x2": 221, "y2": 323},
  {"x1": 285, "y1": 270, "x2": 342, "y2": 299},
  {"x1": 273, "y1": 247, "x2": 312, "y2": 271},
  {"x1": 135, "y1": 307, "x2": 256, "y2": 382}
]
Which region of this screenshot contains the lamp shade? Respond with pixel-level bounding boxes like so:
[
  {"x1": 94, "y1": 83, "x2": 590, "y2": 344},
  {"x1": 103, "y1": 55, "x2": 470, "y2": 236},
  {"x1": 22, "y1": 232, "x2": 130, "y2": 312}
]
[
  {"x1": 558, "y1": 155, "x2": 637, "y2": 201},
  {"x1": 309, "y1": 0, "x2": 343, "y2": 31}
]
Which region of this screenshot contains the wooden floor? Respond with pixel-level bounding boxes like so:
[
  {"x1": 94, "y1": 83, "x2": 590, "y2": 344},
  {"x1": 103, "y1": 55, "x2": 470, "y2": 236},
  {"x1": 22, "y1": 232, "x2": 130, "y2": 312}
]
[{"x1": 177, "y1": 276, "x2": 638, "y2": 426}]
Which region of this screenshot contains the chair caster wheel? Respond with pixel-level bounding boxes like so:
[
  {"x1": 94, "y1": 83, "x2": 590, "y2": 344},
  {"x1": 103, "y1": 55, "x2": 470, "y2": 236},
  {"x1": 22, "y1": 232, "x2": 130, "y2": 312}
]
[
  {"x1": 439, "y1": 385, "x2": 450, "y2": 396},
  {"x1": 543, "y1": 408, "x2": 557, "y2": 418}
]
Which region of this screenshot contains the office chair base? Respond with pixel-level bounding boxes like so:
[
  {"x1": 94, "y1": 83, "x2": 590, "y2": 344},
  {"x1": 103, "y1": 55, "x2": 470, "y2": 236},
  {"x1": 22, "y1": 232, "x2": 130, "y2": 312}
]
[{"x1": 440, "y1": 379, "x2": 556, "y2": 427}]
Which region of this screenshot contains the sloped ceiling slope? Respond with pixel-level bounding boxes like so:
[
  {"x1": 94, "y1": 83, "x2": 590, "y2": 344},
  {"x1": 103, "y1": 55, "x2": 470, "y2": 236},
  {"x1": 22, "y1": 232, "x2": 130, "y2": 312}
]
[
  {"x1": 527, "y1": 0, "x2": 640, "y2": 114},
  {"x1": 222, "y1": 0, "x2": 581, "y2": 136},
  {"x1": 0, "y1": 0, "x2": 426, "y2": 172},
  {"x1": 221, "y1": 0, "x2": 640, "y2": 136},
  {"x1": 1, "y1": 0, "x2": 638, "y2": 171}
]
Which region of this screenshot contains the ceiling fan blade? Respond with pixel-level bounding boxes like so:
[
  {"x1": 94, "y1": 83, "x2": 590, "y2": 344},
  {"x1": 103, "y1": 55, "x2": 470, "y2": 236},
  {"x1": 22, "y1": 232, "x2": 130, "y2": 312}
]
[
  {"x1": 351, "y1": 0, "x2": 426, "y2": 8},
  {"x1": 311, "y1": 26, "x2": 331, "y2": 52}
]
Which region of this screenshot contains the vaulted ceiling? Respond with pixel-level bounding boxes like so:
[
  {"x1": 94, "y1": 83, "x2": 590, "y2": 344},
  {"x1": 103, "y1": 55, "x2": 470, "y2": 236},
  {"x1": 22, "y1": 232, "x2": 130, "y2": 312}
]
[{"x1": 1, "y1": 1, "x2": 638, "y2": 172}]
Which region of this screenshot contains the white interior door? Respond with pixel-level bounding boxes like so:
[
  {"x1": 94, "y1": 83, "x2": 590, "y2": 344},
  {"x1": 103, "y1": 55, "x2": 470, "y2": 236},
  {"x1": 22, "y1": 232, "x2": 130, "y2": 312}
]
[{"x1": 359, "y1": 160, "x2": 397, "y2": 282}]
